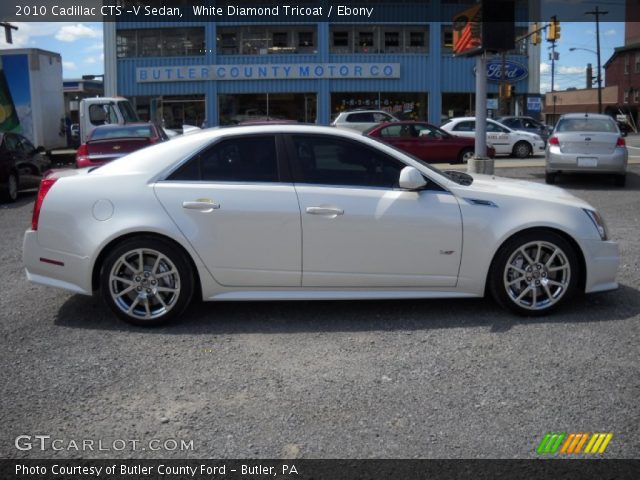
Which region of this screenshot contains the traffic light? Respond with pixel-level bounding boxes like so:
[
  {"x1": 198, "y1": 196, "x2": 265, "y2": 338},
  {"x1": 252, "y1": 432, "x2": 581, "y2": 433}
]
[
  {"x1": 547, "y1": 16, "x2": 561, "y2": 41},
  {"x1": 500, "y1": 83, "x2": 513, "y2": 99},
  {"x1": 531, "y1": 22, "x2": 541, "y2": 45}
]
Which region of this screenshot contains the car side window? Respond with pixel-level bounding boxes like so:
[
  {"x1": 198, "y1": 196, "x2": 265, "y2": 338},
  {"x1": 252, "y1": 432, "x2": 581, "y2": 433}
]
[
  {"x1": 168, "y1": 136, "x2": 279, "y2": 183},
  {"x1": 373, "y1": 113, "x2": 392, "y2": 123},
  {"x1": 380, "y1": 125, "x2": 403, "y2": 137},
  {"x1": 3, "y1": 134, "x2": 20, "y2": 152},
  {"x1": 453, "y1": 121, "x2": 475, "y2": 132},
  {"x1": 291, "y1": 135, "x2": 405, "y2": 189},
  {"x1": 347, "y1": 112, "x2": 374, "y2": 123}
]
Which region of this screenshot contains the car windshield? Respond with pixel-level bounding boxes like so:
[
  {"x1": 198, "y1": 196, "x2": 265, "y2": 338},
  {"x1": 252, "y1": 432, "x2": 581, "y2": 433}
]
[
  {"x1": 91, "y1": 126, "x2": 153, "y2": 140},
  {"x1": 556, "y1": 117, "x2": 617, "y2": 133}
]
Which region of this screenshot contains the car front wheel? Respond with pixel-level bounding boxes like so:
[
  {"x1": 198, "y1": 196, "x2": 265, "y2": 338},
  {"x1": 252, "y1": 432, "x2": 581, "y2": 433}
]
[
  {"x1": 457, "y1": 147, "x2": 474, "y2": 164},
  {"x1": 489, "y1": 231, "x2": 578, "y2": 316},
  {"x1": 100, "y1": 236, "x2": 194, "y2": 326}
]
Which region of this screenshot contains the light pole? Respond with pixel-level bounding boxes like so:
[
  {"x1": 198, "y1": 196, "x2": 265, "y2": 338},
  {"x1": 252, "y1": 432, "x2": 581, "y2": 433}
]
[
  {"x1": 585, "y1": 7, "x2": 607, "y2": 114},
  {"x1": 569, "y1": 47, "x2": 600, "y2": 95}
]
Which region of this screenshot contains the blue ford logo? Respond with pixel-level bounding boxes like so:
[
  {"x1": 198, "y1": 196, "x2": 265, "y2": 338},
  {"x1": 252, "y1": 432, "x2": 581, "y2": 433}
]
[{"x1": 484, "y1": 60, "x2": 528, "y2": 82}]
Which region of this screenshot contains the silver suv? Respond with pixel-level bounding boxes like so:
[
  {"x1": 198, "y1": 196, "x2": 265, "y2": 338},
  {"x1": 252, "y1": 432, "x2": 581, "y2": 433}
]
[{"x1": 331, "y1": 110, "x2": 400, "y2": 132}]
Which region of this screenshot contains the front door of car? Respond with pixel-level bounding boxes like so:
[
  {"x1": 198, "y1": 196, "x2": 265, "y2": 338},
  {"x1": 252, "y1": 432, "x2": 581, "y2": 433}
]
[
  {"x1": 286, "y1": 134, "x2": 462, "y2": 288},
  {"x1": 154, "y1": 134, "x2": 302, "y2": 287}
]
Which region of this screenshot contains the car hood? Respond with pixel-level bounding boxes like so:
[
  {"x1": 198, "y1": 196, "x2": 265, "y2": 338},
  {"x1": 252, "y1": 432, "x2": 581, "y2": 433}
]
[{"x1": 451, "y1": 173, "x2": 593, "y2": 209}]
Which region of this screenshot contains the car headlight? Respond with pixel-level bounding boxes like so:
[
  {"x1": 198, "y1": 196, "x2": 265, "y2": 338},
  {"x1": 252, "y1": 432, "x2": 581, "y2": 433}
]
[{"x1": 584, "y1": 209, "x2": 609, "y2": 241}]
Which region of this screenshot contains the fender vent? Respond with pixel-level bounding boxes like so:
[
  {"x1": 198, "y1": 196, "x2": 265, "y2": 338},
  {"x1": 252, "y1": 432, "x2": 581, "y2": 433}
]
[{"x1": 464, "y1": 198, "x2": 498, "y2": 208}]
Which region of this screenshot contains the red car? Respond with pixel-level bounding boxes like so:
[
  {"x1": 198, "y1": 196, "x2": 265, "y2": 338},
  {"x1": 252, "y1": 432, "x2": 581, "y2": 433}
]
[
  {"x1": 75, "y1": 123, "x2": 168, "y2": 168},
  {"x1": 365, "y1": 121, "x2": 495, "y2": 164}
]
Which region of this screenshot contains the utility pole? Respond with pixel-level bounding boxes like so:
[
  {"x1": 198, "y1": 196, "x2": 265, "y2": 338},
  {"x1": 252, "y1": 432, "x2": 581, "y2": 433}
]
[
  {"x1": 0, "y1": 22, "x2": 18, "y2": 44},
  {"x1": 586, "y1": 6, "x2": 607, "y2": 114}
]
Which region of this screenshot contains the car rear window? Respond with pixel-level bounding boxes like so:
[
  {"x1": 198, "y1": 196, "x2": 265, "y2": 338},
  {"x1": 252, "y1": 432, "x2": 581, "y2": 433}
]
[
  {"x1": 91, "y1": 126, "x2": 153, "y2": 140},
  {"x1": 556, "y1": 118, "x2": 617, "y2": 133}
]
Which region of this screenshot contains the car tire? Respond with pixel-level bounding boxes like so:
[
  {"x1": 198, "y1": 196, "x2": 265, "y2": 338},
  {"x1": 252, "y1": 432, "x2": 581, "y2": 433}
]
[
  {"x1": 1, "y1": 171, "x2": 18, "y2": 203},
  {"x1": 457, "y1": 147, "x2": 474, "y2": 164},
  {"x1": 512, "y1": 141, "x2": 532, "y2": 159},
  {"x1": 100, "y1": 236, "x2": 195, "y2": 326},
  {"x1": 545, "y1": 172, "x2": 556, "y2": 184},
  {"x1": 614, "y1": 174, "x2": 626, "y2": 187},
  {"x1": 489, "y1": 230, "x2": 579, "y2": 316}
]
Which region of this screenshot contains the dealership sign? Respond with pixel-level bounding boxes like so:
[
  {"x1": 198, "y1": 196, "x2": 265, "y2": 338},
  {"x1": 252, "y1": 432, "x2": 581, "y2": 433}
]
[
  {"x1": 137, "y1": 63, "x2": 400, "y2": 82},
  {"x1": 485, "y1": 60, "x2": 528, "y2": 82}
]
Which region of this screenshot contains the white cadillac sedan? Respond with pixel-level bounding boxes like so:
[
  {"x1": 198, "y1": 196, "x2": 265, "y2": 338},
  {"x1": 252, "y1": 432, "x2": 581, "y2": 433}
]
[
  {"x1": 23, "y1": 125, "x2": 619, "y2": 326},
  {"x1": 441, "y1": 117, "x2": 546, "y2": 158}
]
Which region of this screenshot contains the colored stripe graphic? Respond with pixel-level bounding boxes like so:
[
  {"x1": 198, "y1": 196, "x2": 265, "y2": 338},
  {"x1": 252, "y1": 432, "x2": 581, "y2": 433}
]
[
  {"x1": 584, "y1": 433, "x2": 613, "y2": 454},
  {"x1": 537, "y1": 433, "x2": 565, "y2": 454},
  {"x1": 538, "y1": 432, "x2": 613, "y2": 454}
]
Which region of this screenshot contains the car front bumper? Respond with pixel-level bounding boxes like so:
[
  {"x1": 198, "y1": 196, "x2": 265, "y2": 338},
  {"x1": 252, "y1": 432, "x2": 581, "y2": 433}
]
[
  {"x1": 581, "y1": 238, "x2": 620, "y2": 293},
  {"x1": 23, "y1": 230, "x2": 93, "y2": 295},
  {"x1": 546, "y1": 147, "x2": 628, "y2": 174}
]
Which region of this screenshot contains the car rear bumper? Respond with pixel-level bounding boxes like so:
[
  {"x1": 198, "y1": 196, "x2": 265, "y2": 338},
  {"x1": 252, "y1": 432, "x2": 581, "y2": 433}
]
[
  {"x1": 581, "y1": 238, "x2": 619, "y2": 293},
  {"x1": 546, "y1": 147, "x2": 628, "y2": 174},
  {"x1": 23, "y1": 230, "x2": 93, "y2": 295}
]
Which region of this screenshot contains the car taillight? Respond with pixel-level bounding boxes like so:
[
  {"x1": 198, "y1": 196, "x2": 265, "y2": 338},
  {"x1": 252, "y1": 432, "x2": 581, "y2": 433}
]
[
  {"x1": 75, "y1": 143, "x2": 89, "y2": 167},
  {"x1": 548, "y1": 136, "x2": 559, "y2": 146},
  {"x1": 31, "y1": 178, "x2": 57, "y2": 231},
  {"x1": 616, "y1": 137, "x2": 626, "y2": 147}
]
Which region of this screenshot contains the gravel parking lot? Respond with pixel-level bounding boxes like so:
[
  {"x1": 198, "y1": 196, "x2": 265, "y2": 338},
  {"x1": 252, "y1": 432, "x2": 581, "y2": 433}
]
[{"x1": 1, "y1": 165, "x2": 638, "y2": 459}]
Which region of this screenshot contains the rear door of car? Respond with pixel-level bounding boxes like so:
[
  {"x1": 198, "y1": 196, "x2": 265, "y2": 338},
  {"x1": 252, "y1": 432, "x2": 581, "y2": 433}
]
[{"x1": 154, "y1": 134, "x2": 302, "y2": 287}]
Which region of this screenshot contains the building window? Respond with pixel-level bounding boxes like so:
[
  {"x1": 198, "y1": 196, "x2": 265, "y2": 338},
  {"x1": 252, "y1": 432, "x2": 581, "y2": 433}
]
[
  {"x1": 624, "y1": 54, "x2": 630, "y2": 74},
  {"x1": 217, "y1": 26, "x2": 317, "y2": 54},
  {"x1": 442, "y1": 25, "x2": 454, "y2": 53},
  {"x1": 330, "y1": 26, "x2": 428, "y2": 54},
  {"x1": 331, "y1": 92, "x2": 427, "y2": 120},
  {"x1": 116, "y1": 28, "x2": 205, "y2": 58},
  {"x1": 635, "y1": 90, "x2": 640, "y2": 104},
  {"x1": 636, "y1": 53, "x2": 640, "y2": 73},
  {"x1": 624, "y1": 89, "x2": 629, "y2": 104}
]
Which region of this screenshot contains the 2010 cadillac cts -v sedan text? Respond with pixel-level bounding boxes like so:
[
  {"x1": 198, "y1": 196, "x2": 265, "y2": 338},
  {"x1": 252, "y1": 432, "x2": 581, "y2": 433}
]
[{"x1": 23, "y1": 125, "x2": 619, "y2": 326}]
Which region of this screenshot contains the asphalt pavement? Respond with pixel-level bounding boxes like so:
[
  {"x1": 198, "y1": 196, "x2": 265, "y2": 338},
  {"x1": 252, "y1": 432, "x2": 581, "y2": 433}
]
[{"x1": 0, "y1": 165, "x2": 638, "y2": 459}]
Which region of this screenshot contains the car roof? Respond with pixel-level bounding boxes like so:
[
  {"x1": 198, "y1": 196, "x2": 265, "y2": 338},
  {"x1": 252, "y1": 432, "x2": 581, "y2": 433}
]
[
  {"x1": 92, "y1": 122, "x2": 154, "y2": 130},
  {"x1": 559, "y1": 113, "x2": 612, "y2": 120}
]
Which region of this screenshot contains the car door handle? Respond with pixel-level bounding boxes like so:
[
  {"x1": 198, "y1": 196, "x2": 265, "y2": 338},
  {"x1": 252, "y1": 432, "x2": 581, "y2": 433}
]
[
  {"x1": 182, "y1": 200, "x2": 220, "y2": 212},
  {"x1": 306, "y1": 206, "x2": 344, "y2": 216}
]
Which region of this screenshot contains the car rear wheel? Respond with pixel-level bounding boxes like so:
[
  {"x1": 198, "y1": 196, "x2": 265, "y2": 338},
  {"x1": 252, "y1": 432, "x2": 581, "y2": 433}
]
[
  {"x1": 457, "y1": 147, "x2": 474, "y2": 164},
  {"x1": 100, "y1": 237, "x2": 194, "y2": 326},
  {"x1": 1, "y1": 172, "x2": 18, "y2": 202},
  {"x1": 489, "y1": 231, "x2": 578, "y2": 316},
  {"x1": 614, "y1": 174, "x2": 626, "y2": 187},
  {"x1": 512, "y1": 141, "x2": 532, "y2": 159},
  {"x1": 545, "y1": 172, "x2": 556, "y2": 184}
]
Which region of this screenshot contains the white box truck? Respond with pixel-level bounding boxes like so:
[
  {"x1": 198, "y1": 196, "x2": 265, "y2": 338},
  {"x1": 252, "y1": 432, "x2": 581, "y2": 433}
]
[{"x1": 0, "y1": 48, "x2": 66, "y2": 150}]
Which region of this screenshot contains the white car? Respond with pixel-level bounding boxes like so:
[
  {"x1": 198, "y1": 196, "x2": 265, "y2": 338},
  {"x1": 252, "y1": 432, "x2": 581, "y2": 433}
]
[
  {"x1": 441, "y1": 117, "x2": 546, "y2": 158},
  {"x1": 331, "y1": 110, "x2": 400, "y2": 132},
  {"x1": 23, "y1": 125, "x2": 618, "y2": 326}
]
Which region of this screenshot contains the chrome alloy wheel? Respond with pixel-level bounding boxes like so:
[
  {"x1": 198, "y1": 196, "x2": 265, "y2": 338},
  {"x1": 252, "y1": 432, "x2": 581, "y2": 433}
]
[
  {"x1": 503, "y1": 241, "x2": 571, "y2": 311},
  {"x1": 108, "y1": 248, "x2": 181, "y2": 320}
]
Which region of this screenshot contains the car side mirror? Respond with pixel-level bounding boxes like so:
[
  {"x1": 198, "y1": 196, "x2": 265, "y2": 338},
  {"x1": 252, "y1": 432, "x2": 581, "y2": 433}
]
[{"x1": 399, "y1": 166, "x2": 427, "y2": 190}]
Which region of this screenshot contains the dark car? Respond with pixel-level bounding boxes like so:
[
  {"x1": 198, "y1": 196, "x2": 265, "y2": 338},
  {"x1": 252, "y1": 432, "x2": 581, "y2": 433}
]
[
  {"x1": 496, "y1": 116, "x2": 553, "y2": 143},
  {"x1": 365, "y1": 121, "x2": 495, "y2": 164},
  {"x1": 75, "y1": 123, "x2": 168, "y2": 168},
  {"x1": 0, "y1": 132, "x2": 50, "y2": 202}
]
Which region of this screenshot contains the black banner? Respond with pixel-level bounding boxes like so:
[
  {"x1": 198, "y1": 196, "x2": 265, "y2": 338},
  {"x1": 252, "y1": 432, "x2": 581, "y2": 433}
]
[{"x1": 2, "y1": 459, "x2": 640, "y2": 480}]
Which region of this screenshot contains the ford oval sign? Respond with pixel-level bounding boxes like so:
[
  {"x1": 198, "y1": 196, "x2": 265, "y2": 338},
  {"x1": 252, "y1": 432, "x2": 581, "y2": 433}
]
[{"x1": 483, "y1": 60, "x2": 528, "y2": 82}]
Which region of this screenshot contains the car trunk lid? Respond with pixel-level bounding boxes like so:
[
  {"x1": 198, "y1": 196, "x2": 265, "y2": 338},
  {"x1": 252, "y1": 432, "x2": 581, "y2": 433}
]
[
  {"x1": 86, "y1": 137, "x2": 152, "y2": 162},
  {"x1": 556, "y1": 132, "x2": 619, "y2": 155}
]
